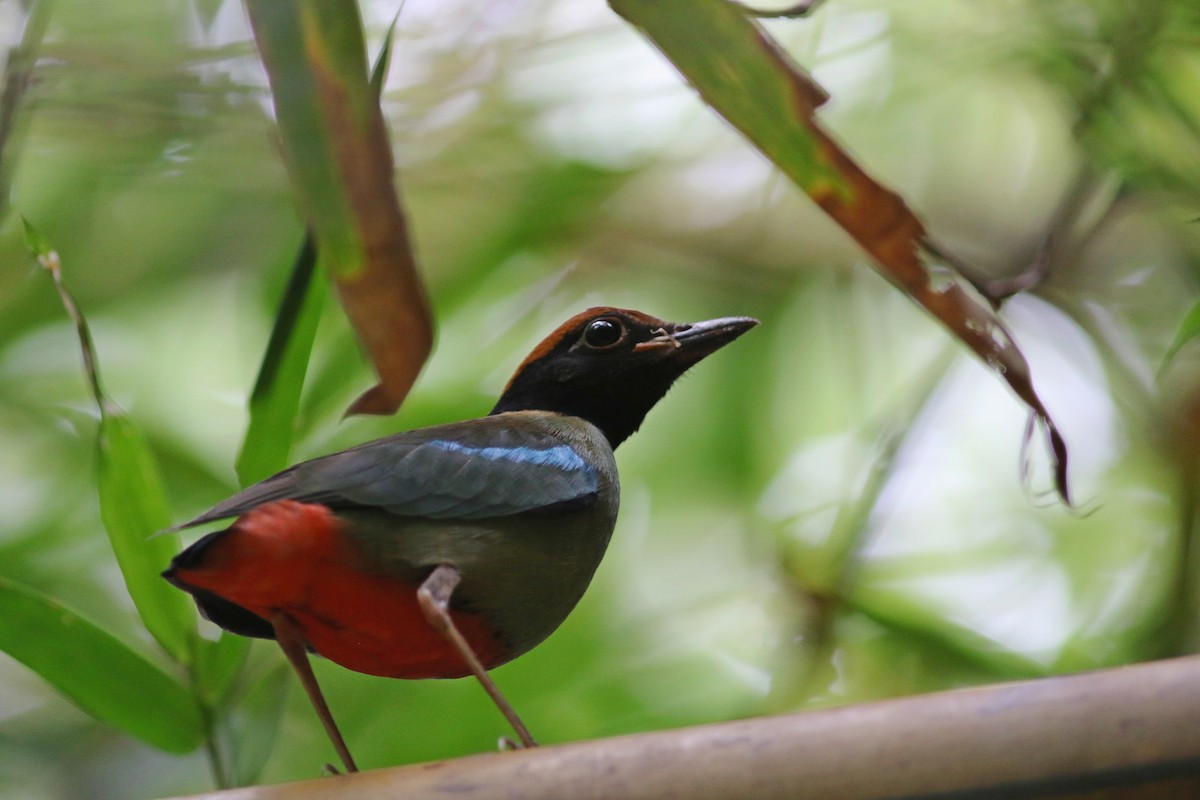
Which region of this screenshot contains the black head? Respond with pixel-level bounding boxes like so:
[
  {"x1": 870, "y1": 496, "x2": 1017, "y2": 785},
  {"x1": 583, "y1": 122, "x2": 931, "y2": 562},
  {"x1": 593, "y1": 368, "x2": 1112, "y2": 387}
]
[{"x1": 490, "y1": 307, "x2": 758, "y2": 448}]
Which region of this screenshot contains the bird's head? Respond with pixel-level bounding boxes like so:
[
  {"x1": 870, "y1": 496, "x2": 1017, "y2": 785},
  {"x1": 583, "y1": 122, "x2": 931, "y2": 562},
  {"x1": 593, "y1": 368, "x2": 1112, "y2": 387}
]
[{"x1": 491, "y1": 307, "x2": 758, "y2": 448}]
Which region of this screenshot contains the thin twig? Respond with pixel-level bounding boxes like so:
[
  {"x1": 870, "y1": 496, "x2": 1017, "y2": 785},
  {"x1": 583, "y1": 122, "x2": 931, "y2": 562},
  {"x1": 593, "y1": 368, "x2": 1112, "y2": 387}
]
[
  {"x1": 34, "y1": 244, "x2": 109, "y2": 412},
  {"x1": 201, "y1": 704, "x2": 232, "y2": 790}
]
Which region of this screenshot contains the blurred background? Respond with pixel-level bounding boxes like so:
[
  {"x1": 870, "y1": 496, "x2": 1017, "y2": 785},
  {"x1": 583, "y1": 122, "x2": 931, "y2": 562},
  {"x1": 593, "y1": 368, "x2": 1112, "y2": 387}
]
[{"x1": 2, "y1": 0, "x2": 1200, "y2": 797}]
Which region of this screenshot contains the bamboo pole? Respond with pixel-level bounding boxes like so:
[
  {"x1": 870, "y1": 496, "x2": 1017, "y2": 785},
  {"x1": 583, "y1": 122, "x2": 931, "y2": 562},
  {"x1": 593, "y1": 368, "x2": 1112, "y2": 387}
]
[{"x1": 171, "y1": 655, "x2": 1200, "y2": 799}]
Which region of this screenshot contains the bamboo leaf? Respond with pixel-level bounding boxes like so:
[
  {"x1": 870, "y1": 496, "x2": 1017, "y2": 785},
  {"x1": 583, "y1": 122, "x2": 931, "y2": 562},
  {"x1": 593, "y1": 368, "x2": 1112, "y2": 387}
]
[
  {"x1": 0, "y1": 577, "x2": 204, "y2": 753},
  {"x1": 21, "y1": 214, "x2": 51, "y2": 256},
  {"x1": 229, "y1": 662, "x2": 291, "y2": 786},
  {"x1": 25, "y1": 217, "x2": 195, "y2": 662},
  {"x1": 611, "y1": 0, "x2": 1072, "y2": 504},
  {"x1": 236, "y1": 239, "x2": 325, "y2": 486},
  {"x1": 236, "y1": 22, "x2": 399, "y2": 485},
  {"x1": 96, "y1": 413, "x2": 195, "y2": 662},
  {"x1": 245, "y1": 0, "x2": 433, "y2": 418},
  {"x1": 192, "y1": 633, "x2": 251, "y2": 708},
  {"x1": 369, "y1": 12, "x2": 398, "y2": 97},
  {"x1": 0, "y1": 1, "x2": 52, "y2": 220},
  {"x1": 1161, "y1": 298, "x2": 1200, "y2": 373}
]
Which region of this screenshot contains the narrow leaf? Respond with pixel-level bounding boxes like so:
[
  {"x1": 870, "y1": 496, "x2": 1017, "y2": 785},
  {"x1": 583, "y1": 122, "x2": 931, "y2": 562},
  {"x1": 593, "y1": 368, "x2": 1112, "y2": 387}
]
[
  {"x1": 245, "y1": 0, "x2": 433, "y2": 417},
  {"x1": 611, "y1": 0, "x2": 1071, "y2": 503},
  {"x1": 609, "y1": 0, "x2": 840, "y2": 197},
  {"x1": 1160, "y1": 298, "x2": 1200, "y2": 373},
  {"x1": 25, "y1": 217, "x2": 195, "y2": 661},
  {"x1": 0, "y1": 3, "x2": 53, "y2": 220},
  {"x1": 192, "y1": 631, "x2": 252, "y2": 708},
  {"x1": 236, "y1": 239, "x2": 325, "y2": 486},
  {"x1": 369, "y1": 12, "x2": 399, "y2": 97},
  {"x1": 0, "y1": 577, "x2": 204, "y2": 753},
  {"x1": 235, "y1": 21, "x2": 400, "y2": 486},
  {"x1": 97, "y1": 413, "x2": 196, "y2": 662},
  {"x1": 229, "y1": 662, "x2": 291, "y2": 786},
  {"x1": 21, "y1": 215, "x2": 51, "y2": 257}
]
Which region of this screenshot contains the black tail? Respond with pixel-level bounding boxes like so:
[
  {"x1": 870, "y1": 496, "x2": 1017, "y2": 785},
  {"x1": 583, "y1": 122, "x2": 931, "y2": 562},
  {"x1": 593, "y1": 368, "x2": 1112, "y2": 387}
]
[{"x1": 163, "y1": 529, "x2": 276, "y2": 641}]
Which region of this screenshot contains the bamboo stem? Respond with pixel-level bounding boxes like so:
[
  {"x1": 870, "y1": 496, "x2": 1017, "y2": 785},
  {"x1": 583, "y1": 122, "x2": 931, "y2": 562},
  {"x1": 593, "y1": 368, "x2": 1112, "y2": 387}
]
[{"x1": 169, "y1": 655, "x2": 1200, "y2": 800}]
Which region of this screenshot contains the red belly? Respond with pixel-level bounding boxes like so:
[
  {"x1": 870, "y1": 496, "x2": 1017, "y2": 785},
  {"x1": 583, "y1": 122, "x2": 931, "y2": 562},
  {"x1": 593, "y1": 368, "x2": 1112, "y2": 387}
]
[{"x1": 171, "y1": 500, "x2": 510, "y2": 679}]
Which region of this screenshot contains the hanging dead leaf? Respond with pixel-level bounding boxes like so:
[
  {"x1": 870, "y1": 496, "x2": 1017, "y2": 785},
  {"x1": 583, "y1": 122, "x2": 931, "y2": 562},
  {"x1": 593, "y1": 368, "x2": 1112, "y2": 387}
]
[
  {"x1": 246, "y1": 1, "x2": 433, "y2": 417},
  {"x1": 611, "y1": 0, "x2": 1070, "y2": 503}
]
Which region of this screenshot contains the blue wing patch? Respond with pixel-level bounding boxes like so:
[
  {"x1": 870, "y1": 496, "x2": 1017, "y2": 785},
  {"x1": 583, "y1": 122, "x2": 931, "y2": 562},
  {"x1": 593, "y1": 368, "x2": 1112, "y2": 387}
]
[
  {"x1": 425, "y1": 439, "x2": 589, "y2": 471},
  {"x1": 338, "y1": 435, "x2": 599, "y2": 519},
  {"x1": 179, "y1": 419, "x2": 603, "y2": 527}
]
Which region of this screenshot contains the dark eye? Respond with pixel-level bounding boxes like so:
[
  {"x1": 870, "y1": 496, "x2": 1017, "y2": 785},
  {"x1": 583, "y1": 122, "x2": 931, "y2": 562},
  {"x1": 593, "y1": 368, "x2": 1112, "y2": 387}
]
[{"x1": 583, "y1": 318, "x2": 624, "y2": 348}]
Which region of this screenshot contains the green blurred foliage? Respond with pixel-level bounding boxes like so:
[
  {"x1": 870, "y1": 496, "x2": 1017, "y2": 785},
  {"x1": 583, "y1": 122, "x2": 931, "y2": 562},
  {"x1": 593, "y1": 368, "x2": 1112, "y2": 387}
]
[{"x1": 1, "y1": 0, "x2": 1200, "y2": 797}]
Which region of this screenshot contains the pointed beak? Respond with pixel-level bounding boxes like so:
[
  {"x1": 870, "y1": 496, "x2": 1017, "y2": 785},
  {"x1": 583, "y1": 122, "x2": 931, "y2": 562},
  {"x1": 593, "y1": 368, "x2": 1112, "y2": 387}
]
[{"x1": 634, "y1": 316, "x2": 759, "y2": 363}]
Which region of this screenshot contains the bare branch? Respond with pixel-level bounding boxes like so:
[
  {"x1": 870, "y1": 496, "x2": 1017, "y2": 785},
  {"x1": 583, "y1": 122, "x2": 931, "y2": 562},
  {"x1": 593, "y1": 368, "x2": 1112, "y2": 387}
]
[{"x1": 171, "y1": 655, "x2": 1200, "y2": 799}]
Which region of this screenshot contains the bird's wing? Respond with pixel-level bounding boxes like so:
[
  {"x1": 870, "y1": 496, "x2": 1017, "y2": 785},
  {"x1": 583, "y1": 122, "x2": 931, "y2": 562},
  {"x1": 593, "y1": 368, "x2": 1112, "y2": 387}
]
[{"x1": 178, "y1": 420, "x2": 600, "y2": 528}]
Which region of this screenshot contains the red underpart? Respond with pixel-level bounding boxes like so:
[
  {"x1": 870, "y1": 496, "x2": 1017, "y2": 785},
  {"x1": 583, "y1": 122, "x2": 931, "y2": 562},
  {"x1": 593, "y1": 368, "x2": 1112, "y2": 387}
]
[{"x1": 172, "y1": 500, "x2": 510, "y2": 680}]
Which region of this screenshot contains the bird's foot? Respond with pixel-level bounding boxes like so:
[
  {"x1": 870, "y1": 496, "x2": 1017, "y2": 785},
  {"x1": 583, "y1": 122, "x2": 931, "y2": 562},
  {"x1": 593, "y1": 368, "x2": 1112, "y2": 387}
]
[{"x1": 497, "y1": 735, "x2": 529, "y2": 751}]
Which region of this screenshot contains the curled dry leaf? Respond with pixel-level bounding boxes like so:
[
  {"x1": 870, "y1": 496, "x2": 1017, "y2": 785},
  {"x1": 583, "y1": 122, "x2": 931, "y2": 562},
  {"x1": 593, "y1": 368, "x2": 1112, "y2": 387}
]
[
  {"x1": 246, "y1": 1, "x2": 433, "y2": 418},
  {"x1": 610, "y1": 0, "x2": 1070, "y2": 503}
]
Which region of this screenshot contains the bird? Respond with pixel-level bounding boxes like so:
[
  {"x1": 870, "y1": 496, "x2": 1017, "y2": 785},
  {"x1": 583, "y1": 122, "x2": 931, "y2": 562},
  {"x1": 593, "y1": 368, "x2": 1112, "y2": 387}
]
[{"x1": 163, "y1": 306, "x2": 758, "y2": 772}]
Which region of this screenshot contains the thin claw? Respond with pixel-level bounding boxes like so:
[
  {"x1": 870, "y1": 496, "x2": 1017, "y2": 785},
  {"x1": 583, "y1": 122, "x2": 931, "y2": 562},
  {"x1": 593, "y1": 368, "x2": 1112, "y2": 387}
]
[
  {"x1": 418, "y1": 565, "x2": 539, "y2": 749},
  {"x1": 272, "y1": 612, "x2": 360, "y2": 773}
]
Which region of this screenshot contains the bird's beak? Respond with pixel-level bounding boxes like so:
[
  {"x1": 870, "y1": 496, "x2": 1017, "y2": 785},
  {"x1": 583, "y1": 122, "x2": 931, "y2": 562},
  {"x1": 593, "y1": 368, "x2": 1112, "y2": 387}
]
[{"x1": 634, "y1": 316, "x2": 759, "y2": 361}]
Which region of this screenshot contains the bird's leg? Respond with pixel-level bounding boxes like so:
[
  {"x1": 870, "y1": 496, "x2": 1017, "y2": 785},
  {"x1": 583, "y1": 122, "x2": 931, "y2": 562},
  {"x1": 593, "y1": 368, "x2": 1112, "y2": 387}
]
[
  {"x1": 271, "y1": 611, "x2": 359, "y2": 773},
  {"x1": 417, "y1": 565, "x2": 538, "y2": 748}
]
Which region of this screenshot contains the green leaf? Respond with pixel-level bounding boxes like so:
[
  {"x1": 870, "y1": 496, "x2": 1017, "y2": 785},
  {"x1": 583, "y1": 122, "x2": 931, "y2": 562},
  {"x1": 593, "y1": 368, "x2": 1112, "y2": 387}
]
[
  {"x1": 1161, "y1": 298, "x2": 1200, "y2": 373},
  {"x1": 193, "y1": 632, "x2": 251, "y2": 707},
  {"x1": 244, "y1": 1, "x2": 362, "y2": 275},
  {"x1": 28, "y1": 219, "x2": 196, "y2": 663},
  {"x1": 229, "y1": 662, "x2": 292, "y2": 786},
  {"x1": 21, "y1": 215, "x2": 52, "y2": 260},
  {"x1": 609, "y1": 0, "x2": 841, "y2": 196},
  {"x1": 611, "y1": 0, "x2": 1073, "y2": 505},
  {"x1": 236, "y1": 239, "x2": 325, "y2": 486},
  {"x1": 234, "y1": 25, "x2": 395, "y2": 487},
  {"x1": 245, "y1": 0, "x2": 433, "y2": 416},
  {"x1": 369, "y1": 12, "x2": 398, "y2": 98},
  {"x1": 0, "y1": 577, "x2": 204, "y2": 753},
  {"x1": 97, "y1": 410, "x2": 196, "y2": 663}
]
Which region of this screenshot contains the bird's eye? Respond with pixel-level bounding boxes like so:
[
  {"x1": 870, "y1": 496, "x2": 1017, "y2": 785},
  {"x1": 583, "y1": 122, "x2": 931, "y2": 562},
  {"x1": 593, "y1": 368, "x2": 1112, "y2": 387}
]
[{"x1": 583, "y1": 318, "x2": 624, "y2": 348}]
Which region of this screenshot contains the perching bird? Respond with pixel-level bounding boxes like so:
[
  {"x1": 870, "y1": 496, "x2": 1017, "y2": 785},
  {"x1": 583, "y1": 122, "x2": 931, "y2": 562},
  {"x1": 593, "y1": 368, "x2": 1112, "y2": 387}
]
[{"x1": 163, "y1": 306, "x2": 757, "y2": 772}]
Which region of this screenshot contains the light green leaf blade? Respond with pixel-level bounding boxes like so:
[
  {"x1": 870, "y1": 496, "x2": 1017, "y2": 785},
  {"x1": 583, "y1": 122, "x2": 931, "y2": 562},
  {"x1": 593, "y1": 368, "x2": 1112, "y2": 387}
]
[
  {"x1": 97, "y1": 406, "x2": 195, "y2": 663},
  {"x1": 193, "y1": 632, "x2": 251, "y2": 707},
  {"x1": 21, "y1": 215, "x2": 52, "y2": 259},
  {"x1": 369, "y1": 11, "x2": 398, "y2": 98},
  {"x1": 609, "y1": 0, "x2": 840, "y2": 196},
  {"x1": 25, "y1": 217, "x2": 196, "y2": 664},
  {"x1": 236, "y1": 240, "x2": 325, "y2": 486},
  {"x1": 0, "y1": 577, "x2": 204, "y2": 753},
  {"x1": 1161, "y1": 298, "x2": 1200, "y2": 373},
  {"x1": 229, "y1": 662, "x2": 292, "y2": 786}
]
